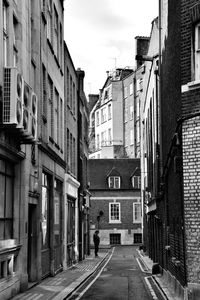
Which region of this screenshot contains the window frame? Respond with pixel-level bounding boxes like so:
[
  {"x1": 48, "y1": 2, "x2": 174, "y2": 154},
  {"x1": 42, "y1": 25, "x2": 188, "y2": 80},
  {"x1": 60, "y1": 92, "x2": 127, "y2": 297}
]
[
  {"x1": 194, "y1": 22, "x2": 200, "y2": 81},
  {"x1": 109, "y1": 202, "x2": 121, "y2": 223},
  {"x1": 133, "y1": 202, "x2": 142, "y2": 223},
  {"x1": 108, "y1": 176, "x2": 121, "y2": 189}
]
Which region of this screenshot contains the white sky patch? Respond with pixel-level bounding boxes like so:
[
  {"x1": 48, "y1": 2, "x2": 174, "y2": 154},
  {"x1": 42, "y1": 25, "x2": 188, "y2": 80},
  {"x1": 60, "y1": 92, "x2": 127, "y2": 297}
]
[{"x1": 64, "y1": 0, "x2": 158, "y2": 97}]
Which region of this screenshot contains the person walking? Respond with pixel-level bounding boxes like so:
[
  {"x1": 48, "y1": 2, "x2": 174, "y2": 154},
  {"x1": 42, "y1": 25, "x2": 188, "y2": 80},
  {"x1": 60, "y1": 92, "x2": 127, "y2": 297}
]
[{"x1": 93, "y1": 230, "x2": 100, "y2": 257}]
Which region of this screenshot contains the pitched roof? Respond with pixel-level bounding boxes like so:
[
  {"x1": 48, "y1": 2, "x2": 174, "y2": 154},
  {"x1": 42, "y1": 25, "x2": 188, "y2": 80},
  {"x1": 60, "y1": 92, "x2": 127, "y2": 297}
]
[{"x1": 88, "y1": 158, "x2": 140, "y2": 190}]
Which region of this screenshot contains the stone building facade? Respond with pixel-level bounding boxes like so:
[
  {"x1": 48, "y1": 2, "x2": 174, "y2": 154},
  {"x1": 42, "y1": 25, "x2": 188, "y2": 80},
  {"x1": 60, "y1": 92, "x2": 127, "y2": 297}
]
[{"x1": 0, "y1": 1, "x2": 89, "y2": 299}]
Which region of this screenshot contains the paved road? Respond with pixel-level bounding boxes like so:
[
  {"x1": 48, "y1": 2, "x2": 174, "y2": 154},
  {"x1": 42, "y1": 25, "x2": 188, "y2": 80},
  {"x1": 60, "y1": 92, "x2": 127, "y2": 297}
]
[{"x1": 70, "y1": 246, "x2": 154, "y2": 300}]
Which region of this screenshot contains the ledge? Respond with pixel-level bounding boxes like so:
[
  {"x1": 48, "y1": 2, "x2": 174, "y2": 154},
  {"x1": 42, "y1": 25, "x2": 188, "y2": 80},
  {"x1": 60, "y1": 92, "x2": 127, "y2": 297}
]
[{"x1": 182, "y1": 80, "x2": 200, "y2": 93}]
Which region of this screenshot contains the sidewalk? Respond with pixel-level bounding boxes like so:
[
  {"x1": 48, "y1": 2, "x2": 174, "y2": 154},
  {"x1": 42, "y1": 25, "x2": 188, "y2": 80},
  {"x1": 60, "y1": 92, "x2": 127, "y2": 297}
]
[
  {"x1": 12, "y1": 249, "x2": 110, "y2": 300},
  {"x1": 137, "y1": 249, "x2": 182, "y2": 300}
]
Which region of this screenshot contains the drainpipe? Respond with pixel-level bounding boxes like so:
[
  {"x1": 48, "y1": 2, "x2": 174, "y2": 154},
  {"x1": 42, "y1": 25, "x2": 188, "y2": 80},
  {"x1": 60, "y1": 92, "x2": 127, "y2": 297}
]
[{"x1": 158, "y1": 0, "x2": 163, "y2": 178}]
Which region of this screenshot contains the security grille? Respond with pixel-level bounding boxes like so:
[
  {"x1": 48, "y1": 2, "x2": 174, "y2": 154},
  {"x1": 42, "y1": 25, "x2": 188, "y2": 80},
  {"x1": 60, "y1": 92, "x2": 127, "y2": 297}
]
[{"x1": 110, "y1": 233, "x2": 121, "y2": 245}]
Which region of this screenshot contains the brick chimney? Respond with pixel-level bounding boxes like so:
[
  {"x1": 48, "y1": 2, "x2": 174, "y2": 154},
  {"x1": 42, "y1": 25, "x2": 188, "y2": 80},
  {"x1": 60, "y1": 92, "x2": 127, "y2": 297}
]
[
  {"x1": 135, "y1": 36, "x2": 150, "y2": 69},
  {"x1": 76, "y1": 68, "x2": 85, "y2": 91}
]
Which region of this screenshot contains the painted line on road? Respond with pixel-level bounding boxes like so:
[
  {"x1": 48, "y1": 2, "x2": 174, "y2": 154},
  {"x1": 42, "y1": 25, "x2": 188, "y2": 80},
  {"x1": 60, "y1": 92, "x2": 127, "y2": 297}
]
[
  {"x1": 72, "y1": 247, "x2": 115, "y2": 300},
  {"x1": 145, "y1": 276, "x2": 159, "y2": 300}
]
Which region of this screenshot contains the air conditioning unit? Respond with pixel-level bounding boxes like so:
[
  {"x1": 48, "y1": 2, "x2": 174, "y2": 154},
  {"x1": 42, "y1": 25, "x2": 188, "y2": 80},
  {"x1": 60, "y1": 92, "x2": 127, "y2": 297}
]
[
  {"x1": 30, "y1": 91, "x2": 37, "y2": 141},
  {"x1": 22, "y1": 81, "x2": 38, "y2": 141},
  {"x1": 23, "y1": 80, "x2": 31, "y2": 132},
  {"x1": 3, "y1": 67, "x2": 24, "y2": 128}
]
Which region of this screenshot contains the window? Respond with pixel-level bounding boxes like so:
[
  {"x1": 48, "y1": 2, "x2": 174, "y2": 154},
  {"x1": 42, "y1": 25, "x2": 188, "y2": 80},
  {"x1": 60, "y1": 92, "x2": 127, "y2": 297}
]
[
  {"x1": 0, "y1": 159, "x2": 14, "y2": 239},
  {"x1": 136, "y1": 97, "x2": 140, "y2": 118},
  {"x1": 96, "y1": 134, "x2": 100, "y2": 149},
  {"x1": 96, "y1": 111, "x2": 100, "y2": 126},
  {"x1": 67, "y1": 129, "x2": 70, "y2": 171},
  {"x1": 13, "y1": 15, "x2": 18, "y2": 66},
  {"x1": 108, "y1": 104, "x2": 112, "y2": 120},
  {"x1": 134, "y1": 233, "x2": 142, "y2": 244},
  {"x1": 194, "y1": 23, "x2": 200, "y2": 80},
  {"x1": 3, "y1": 2, "x2": 8, "y2": 66},
  {"x1": 70, "y1": 76, "x2": 72, "y2": 109},
  {"x1": 132, "y1": 176, "x2": 141, "y2": 189},
  {"x1": 108, "y1": 128, "x2": 112, "y2": 144},
  {"x1": 133, "y1": 203, "x2": 142, "y2": 223},
  {"x1": 67, "y1": 68, "x2": 69, "y2": 105},
  {"x1": 59, "y1": 23, "x2": 63, "y2": 66},
  {"x1": 54, "y1": 89, "x2": 59, "y2": 144},
  {"x1": 101, "y1": 131, "x2": 106, "y2": 146},
  {"x1": 60, "y1": 98, "x2": 63, "y2": 149},
  {"x1": 130, "y1": 106, "x2": 134, "y2": 120},
  {"x1": 101, "y1": 107, "x2": 107, "y2": 123},
  {"x1": 130, "y1": 129, "x2": 134, "y2": 145},
  {"x1": 72, "y1": 137, "x2": 76, "y2": 174},
  {"x1": 104, "y1": 90, "x2": 108, "y2": 100},
  {"x1": 48, "y1": 76, "x2": 53, "y2": 139},
  {"x1": 110, "y1": 234, "x2": 121, "y2": 245},
  {"x1": 54, "y1": 179, "x2": 62, "y2": 246},
  {"x1": 124, "y1": 86, "x2": 128, "y2": 98},
  {"x1": 72, "y1": 82, "x2": 75, "y2": 115},
  {"x1": 109, "y1": 203, "x2": 121, "y2": 223},
  {"x1": 130, "y1": 83, "x2": 133, "y2": 95},
  {"x1": 47, "y1": 0, "x2": 53, "y2": 43},
  {"x1": 42, "y1": 65, "x2": 47, "y2": 118},
  {"x1": 124, "y1": 98, "x2": 128, "y2": 122},
  {"x1": 42, "y1": 172, "x2": 50, "y2": 248},
  {"x1": 108, "y1": 176, "x2": 120, "y2": 189},
  {"x1": 70, "y1": 133, "x2": 73, "y2": 171},
  {"x1": 54, "y1": 6, "x2": 59, "y2": 58}
]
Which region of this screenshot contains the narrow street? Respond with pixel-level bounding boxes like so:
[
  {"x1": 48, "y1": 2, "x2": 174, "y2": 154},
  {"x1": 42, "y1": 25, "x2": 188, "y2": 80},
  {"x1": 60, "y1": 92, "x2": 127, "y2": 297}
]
[{"x1": 68, "y1": 246, "x2": 166, "y2": 300}]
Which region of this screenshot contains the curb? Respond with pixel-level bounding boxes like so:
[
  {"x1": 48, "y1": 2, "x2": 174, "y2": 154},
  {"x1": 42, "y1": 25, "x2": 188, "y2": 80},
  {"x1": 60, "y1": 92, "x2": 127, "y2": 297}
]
[{"x1": 54, "y1": 251, "x2": 111, "y2": 300}]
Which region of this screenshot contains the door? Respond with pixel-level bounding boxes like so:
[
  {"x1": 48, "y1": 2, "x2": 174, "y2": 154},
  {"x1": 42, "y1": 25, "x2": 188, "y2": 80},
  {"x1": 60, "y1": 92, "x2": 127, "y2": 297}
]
[
  {"x1": 54, "y1": 179, "x2": 63, "y2": 272},
  {"x1": 41, "y1": 172, "x2": 51, "y2": 277},
  {"x1": 67, "y1": 198, "x2": 75, "y2": 266},
  {"x1": 28, "y1": 204, "x2": 37, "y2": 282}
]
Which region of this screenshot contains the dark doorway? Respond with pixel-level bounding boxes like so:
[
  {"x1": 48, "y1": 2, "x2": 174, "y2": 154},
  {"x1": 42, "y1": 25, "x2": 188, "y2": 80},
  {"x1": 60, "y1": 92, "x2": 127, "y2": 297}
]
[{"x1": 28, "y1": 204, "x2": 37, "y2": 282}]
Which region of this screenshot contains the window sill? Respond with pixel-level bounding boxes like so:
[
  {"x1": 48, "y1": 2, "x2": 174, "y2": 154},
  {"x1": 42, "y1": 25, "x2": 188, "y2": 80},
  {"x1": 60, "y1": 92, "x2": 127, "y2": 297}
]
[
  {"x1": 109, "y1": 221, "x2": 121, "y2": 224},
  {"x1": 182, "y1": 80, "x2": 200, "y2": 92}
]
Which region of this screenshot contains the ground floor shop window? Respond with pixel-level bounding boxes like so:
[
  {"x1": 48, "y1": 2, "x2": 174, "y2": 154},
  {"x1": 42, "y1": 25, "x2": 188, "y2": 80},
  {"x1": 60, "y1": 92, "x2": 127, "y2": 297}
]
[
  {"x1": 0, "y1": 159, "x2": 14, "y2": 239},
  {"x1": 41, "y1": 172, "x2": 50, "y2": 248},
  {"x1": 54, "y1": 179, "x2": 62, "y2": 246},
  {"x1": 134, "y1": 233, "x2": 142, "y2": 244},
  {"x1": 110, "y1": 233, "x2": 121, "y2": 245},
  {"x1": 67, "y1": 198, "x2": 76, "y2": 265}
]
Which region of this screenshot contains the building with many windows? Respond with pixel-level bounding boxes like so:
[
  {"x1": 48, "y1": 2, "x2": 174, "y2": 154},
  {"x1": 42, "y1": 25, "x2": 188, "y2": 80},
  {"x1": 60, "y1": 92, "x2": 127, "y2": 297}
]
[
  {"x1": 88, "y1": 159, "x2": 142, "y2": 246},
  {"x1": 0, "y1": 1, "x2": 90, "y2": 298},
  {"x1": 89, "y1": 68, "x2": 135, "y2": 159},
  {"x1": 64, "y1": 42, "x2": 79, "y2": 267}
]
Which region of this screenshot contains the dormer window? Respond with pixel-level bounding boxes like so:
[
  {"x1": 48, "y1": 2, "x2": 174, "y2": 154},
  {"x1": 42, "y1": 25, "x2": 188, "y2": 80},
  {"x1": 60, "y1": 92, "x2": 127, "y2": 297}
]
[
  {"x1": 131, "y1": 167, "x2": 141, "y2": 189},
  {"x1": 108, "y1": 176, "x2": 120, "y2": 189},
  {"x1": 132, "y1": 176, "x2": 141, "y2": 189}
]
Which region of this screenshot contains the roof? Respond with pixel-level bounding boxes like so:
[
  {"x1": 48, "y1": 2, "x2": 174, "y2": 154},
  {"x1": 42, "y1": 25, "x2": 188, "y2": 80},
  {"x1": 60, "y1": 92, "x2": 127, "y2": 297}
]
[{"x1": 88, "y1": 158, "x2": 140, "y2": 190}]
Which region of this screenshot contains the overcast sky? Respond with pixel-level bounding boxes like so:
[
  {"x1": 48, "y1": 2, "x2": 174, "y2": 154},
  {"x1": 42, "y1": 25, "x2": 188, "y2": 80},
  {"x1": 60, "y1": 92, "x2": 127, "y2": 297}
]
[{"x1": 64, "y1": 0, "x2": 158, "y2": 97}]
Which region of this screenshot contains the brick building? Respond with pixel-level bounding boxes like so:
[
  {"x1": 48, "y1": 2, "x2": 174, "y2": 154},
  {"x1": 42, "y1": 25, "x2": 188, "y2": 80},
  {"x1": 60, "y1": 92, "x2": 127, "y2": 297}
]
[
  {"x1": 76, "y1": 69, "x2": 90, "y2": 260},
  {"x1": 88, "y1": 159, "x2": 142, "y2": 246},
  {"x1": 181, "y1": 1, "x2": 200, "y2": 297},
  {"x1": 140, "y1": 0, "x2": 200, "y2": 298},
  {"x1": 64, "y1": 42, "x2": 79, "y2": 267}
]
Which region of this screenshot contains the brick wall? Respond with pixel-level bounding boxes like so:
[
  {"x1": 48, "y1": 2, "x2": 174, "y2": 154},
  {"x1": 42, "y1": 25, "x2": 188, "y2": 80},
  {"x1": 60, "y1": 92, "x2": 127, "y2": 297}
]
[
  {"x1": 182, "y1": 116, "x2": 200, "y2": 283},
  {"x1": 90, "y1": 199, "x2": 141, "y2": 231}
]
